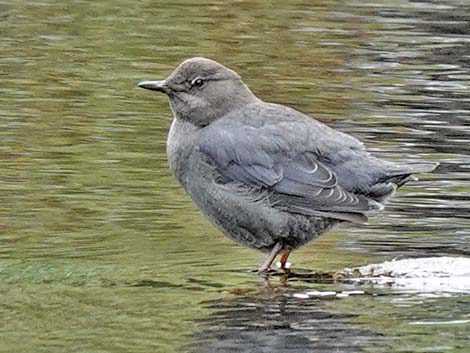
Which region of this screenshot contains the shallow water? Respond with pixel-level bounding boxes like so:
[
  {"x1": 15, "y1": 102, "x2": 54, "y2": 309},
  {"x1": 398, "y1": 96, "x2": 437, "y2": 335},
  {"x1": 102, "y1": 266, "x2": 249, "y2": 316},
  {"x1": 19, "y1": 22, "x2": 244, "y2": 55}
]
[{"x1": 1, "y1": 0, "x2": 469, "y2": 352}]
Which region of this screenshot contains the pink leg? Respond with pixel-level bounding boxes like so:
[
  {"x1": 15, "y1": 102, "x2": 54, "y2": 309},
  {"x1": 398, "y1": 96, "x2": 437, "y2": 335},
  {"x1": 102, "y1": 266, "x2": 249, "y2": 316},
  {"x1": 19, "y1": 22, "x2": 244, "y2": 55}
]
[
  {"x1": 279, "y1": 250, "x2": 291, "y2": 274},
  {"x1": 257, "y1": 242, "x2": 283, "y2": 274}
]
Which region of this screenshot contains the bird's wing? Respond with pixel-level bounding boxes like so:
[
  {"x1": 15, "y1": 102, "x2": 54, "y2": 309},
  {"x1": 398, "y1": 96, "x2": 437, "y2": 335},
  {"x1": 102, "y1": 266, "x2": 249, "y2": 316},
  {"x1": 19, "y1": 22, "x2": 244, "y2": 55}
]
[{"x1": 199, "y1": 120, "x2": 374, "y2": 223}]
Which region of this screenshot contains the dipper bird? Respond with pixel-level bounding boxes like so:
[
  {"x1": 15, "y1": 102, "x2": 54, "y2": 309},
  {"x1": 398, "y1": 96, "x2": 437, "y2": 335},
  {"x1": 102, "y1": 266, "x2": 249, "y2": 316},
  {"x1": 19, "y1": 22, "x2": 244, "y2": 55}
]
[{"x1": 138, "y1": 57, "x2": 438, "y2": 273}]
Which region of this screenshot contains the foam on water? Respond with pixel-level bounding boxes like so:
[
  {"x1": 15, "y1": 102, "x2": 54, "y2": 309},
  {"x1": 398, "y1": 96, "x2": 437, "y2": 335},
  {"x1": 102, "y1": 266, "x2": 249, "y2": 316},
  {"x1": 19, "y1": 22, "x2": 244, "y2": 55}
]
[
  {"x1": 293, "y1": 257, "x2": 470, "y2": 299},
  {"x1": 343, "y1": 257, "x2": 470, "y2": 293}
]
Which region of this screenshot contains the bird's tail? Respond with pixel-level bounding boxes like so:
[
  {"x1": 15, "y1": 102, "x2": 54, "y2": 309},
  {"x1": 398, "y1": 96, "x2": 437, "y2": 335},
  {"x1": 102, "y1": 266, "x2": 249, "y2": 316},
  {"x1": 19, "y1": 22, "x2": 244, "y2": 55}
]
[
  {"x1": 367, "y1": 161, "x2": 439, "y2": 202},
  {"x1": 386, "y1": 161, "x2": 439, "y2": 186},
  {"x1": 394, "y1": 161, "x2": 439, "y2": 175}
]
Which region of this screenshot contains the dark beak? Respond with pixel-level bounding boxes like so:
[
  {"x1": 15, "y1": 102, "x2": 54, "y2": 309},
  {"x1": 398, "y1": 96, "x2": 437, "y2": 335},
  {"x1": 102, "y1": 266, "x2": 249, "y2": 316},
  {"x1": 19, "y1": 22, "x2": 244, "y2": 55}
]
[{"x1": 137, "y1": 80, "x2": 169, "y2": 94}]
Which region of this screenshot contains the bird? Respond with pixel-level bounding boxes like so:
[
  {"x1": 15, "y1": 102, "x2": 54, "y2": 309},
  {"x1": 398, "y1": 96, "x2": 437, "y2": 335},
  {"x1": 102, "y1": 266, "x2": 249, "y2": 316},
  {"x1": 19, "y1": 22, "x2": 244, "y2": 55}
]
[{"x1": 137, "y1": 57, "x2": 438, "y2": 274}]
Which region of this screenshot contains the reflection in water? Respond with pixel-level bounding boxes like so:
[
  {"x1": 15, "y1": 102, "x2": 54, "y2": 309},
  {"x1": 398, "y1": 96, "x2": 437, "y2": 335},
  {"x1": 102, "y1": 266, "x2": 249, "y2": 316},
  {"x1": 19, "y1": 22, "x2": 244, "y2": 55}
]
[
  {"x1": 192, "y1": 294, "x2": 375, "y2": 353},
  {"x1": 1, "y1": 0, "x2": 470, "y2": 352}
]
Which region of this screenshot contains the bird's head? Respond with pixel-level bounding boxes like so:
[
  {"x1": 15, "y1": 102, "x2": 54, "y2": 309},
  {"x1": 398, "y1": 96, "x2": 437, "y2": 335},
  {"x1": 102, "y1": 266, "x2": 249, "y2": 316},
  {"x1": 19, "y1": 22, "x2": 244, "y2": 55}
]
[{"x1": 138, "y1": 57, "x2": 258, "y2": 127}]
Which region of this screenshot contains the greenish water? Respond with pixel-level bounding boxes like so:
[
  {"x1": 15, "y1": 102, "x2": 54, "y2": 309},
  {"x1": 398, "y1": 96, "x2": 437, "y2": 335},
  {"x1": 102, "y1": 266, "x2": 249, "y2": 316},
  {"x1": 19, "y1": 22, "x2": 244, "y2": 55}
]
[{"x1": 1, "y1": 0, "x2": 469, "y2": 352}]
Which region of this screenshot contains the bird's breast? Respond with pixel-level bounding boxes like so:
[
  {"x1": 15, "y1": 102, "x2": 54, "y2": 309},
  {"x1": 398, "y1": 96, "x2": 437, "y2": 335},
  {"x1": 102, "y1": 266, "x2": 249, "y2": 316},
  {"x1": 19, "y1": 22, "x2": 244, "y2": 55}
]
[{"x1": 166, "y1": 118, "x2": 200, "y2": 184}]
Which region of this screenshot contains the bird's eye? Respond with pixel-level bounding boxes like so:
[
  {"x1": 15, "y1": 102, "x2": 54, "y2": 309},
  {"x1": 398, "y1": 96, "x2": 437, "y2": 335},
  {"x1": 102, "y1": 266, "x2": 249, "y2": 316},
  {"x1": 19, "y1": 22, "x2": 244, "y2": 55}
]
[{"x1": 191, "y1": 77, "x2": 204, "y2": 88}]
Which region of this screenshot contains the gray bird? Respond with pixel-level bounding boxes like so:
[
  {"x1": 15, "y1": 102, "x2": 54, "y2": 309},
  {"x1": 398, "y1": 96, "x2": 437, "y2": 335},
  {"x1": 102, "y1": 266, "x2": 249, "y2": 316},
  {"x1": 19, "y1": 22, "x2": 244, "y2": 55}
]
[{"x1": 138, "y1": 57, "x2": 438, "y2": 274}]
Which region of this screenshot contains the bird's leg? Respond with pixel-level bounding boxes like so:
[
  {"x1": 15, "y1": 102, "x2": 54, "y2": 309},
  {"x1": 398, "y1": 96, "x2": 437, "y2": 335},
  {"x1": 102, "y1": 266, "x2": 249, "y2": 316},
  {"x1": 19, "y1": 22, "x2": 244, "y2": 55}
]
[
  {"x1": 279, "y1": 250, "x2": 291, "y2": 274},
  {"x1": 257, "y1": 242, "x2": 283, "y2": 274}
]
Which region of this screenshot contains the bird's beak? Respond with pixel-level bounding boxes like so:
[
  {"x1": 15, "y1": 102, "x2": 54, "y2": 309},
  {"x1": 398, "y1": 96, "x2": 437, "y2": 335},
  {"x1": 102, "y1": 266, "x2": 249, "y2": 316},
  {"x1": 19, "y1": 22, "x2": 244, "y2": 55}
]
[{"x1": 137, "y1": 80, "x2": 170, "y2": 94}]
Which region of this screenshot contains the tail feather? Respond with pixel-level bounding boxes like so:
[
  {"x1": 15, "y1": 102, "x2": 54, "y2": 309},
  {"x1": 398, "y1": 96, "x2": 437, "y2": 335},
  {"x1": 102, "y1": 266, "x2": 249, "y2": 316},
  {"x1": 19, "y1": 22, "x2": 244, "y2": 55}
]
[
  {"x1": 368, "y1": 161, "x2": 438, "y2": 202},
  {"x1": 389, "y1": 162, "x2": 439, "y2": 176}
]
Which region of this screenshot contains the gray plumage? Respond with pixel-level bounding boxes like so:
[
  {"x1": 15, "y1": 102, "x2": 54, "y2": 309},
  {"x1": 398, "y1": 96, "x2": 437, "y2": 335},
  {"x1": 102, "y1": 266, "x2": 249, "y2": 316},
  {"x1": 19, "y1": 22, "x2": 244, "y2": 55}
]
[{"x1": 138, "y1": 57, "x2": 438, "y2": 272}]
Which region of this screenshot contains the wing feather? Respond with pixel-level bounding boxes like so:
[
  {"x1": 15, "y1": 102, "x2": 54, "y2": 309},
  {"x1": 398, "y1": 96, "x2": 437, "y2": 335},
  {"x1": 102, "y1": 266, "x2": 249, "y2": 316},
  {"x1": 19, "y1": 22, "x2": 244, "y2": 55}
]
[{"x1": 199, "y1": 119, "x2": 372, "y2": 223}]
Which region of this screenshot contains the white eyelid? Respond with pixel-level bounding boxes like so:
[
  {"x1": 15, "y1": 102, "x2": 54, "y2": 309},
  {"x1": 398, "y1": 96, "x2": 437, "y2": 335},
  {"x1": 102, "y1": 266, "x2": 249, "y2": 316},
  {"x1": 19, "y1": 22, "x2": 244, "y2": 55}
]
[{"x1": 191, "y1": 77, "x2": 203, "y2": 85}]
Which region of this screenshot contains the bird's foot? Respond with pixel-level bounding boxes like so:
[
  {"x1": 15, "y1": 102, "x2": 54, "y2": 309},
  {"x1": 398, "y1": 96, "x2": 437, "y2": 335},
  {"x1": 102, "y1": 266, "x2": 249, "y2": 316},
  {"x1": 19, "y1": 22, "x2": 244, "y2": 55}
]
[{"x1": 256, "y1": 265, "x2": 278, "y2": 275}]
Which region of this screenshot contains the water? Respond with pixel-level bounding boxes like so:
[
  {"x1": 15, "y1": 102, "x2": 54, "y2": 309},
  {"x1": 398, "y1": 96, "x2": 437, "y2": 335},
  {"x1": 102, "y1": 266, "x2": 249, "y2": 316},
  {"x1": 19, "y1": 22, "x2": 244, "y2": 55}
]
[{"x1": 1, "y1": 0, "x2": 469, "y2": 352}]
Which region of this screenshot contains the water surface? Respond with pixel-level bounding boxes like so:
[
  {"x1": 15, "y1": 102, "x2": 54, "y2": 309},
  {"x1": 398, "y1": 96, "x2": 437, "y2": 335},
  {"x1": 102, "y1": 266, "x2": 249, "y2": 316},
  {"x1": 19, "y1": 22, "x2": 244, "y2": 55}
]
[{"x1": 1, "y1": 0, "x2": 469, "y2": 352}]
